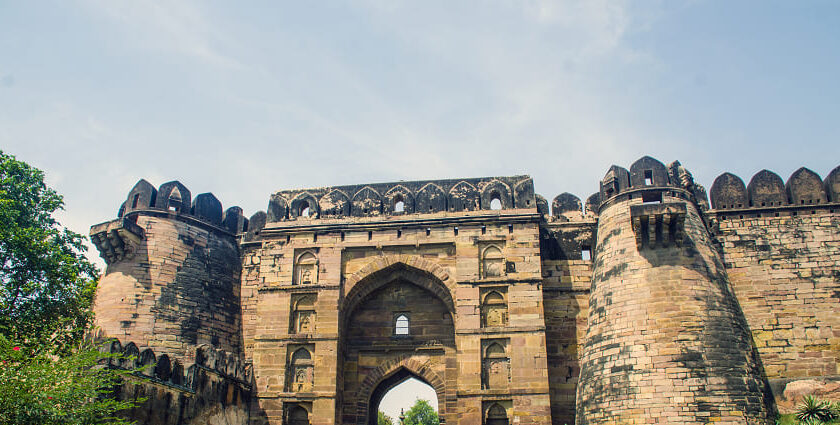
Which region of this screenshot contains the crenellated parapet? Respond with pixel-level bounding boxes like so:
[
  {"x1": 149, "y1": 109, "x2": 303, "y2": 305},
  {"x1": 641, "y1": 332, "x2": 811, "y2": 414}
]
[
  {"x1": 101, "y1": 339, "x2": 253, "y2": 425},
  {"x1": 112, "y1": 178, "x2": 249, "y2": 239},
  {"x1": 597, "y1": 156, "x2": 709, "y2": 212},
  {"x1": 262, "y1": 176, "x2": 536, "y2": 222},
  {"x1": 90, "y1": 178, "x2": 245, "y2": 360},
  {"x1": 102, "y1": 339, "x2": 252, "y2": 388},
  {"x1": 709, "y1": 165, "x2": 840, "y2": 217}
]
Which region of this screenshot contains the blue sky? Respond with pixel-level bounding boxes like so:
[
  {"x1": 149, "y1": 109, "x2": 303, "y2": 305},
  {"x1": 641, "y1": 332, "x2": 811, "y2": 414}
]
[{"x1": 1, "y1": 0, "x2": 838, "y2": 416}]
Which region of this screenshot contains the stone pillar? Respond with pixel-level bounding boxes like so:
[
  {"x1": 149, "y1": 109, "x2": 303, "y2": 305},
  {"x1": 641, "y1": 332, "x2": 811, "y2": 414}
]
[{"x1": 575, "y1": 159, "x2": 773, "y2": 424}]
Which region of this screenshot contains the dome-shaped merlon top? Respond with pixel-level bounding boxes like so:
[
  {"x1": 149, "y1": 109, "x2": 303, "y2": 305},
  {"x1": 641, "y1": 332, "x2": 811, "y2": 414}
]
[
  {"x1": 155, "y1": 181, "x2": 191, "y2": 214},
  {"x1": 248, "y1": 211, "x2": 266, "y2": 233},
  {"x1": 191, "y1": 193, "x2": 223, "y2": 226},
  {"x1": 552, "y1": 193, "x2": 582, "y2": 218},
  {"x1": 710, "y1": 173, "x2": 748, "y2": 210},
  {"x1": 825, "y1": 165, "x2": 840, "y2": 203},
  {"x1": 124, "y1": 179, "x2": 158, "y2": 215},
  {"x1": 629, "y1": 156, "x2": 671, "y2": 188},
  {"x1": 747, "y1": 170, "x2": 787, "y2": 207},
  {"x1": 267, "y1": 194, "x2": 290, "y2": 222},
  {"x1": 535, "y1": 194, "x2": 549, "y2": 216},
  {"x1": 585, "y1": 192, "x2": 601, "y2": 216},
  {"x1": 223, "y1": 206, "x2": 247, "y2": 234},
  {"x1": 600, "y1": 165, "x2": 630, "y2": 200},
  {"x1": 786, "y1": 167, "x2": 826, "y2": 206},
  {"x1": 155, "y1": 353, "x2": 172, "y2": 381}
]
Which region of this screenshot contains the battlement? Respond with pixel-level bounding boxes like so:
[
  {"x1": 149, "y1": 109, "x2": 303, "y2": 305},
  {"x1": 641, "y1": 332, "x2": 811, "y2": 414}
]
[
  {"x1": 597, "y1": 155, "x2": 710, "y2": 212},
  {"x1": 115, "y1": 178, "x2": 249, "y2": 235},
  {"x1": 101, "y1": 339, "x2": 253, "y2": 424},
  {"x1": 102, "y1": 339, "x2": 252, "y2": 388},
  {"x1": 708, "y1": 165, "x2": 840, "y2": 217},
  {"x1": 264, "y1": 175, "x2": 536, "y2": 221}
]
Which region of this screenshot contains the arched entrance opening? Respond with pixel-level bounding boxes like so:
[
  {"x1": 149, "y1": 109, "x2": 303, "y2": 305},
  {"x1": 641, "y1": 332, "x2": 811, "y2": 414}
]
[
  {"x1": 339, "y1": 261, "x2": 456, "y2": 425},
  {"x1": 369, "y1": 368, "x2": 438, "y2": 425}
]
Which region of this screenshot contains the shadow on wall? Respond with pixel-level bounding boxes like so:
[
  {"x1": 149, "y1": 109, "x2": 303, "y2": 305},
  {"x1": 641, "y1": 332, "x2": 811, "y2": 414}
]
[{"x1": 637, "y1": 230, "x2": 777, "y2": 419}]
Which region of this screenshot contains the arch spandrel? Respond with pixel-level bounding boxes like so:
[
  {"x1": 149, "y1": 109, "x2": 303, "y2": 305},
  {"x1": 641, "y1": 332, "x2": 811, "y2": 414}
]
[{"x1": 341, "y1": 257, "x2": 456, "y2": 330}]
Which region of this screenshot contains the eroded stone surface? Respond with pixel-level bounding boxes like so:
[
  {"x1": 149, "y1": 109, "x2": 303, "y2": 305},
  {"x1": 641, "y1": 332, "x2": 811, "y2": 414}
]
[{"x1": 89, "y1": 163, "x2": 840, "y2": 425}]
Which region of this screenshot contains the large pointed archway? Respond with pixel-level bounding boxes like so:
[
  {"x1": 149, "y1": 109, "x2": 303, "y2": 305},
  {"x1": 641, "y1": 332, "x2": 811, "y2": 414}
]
[{"x1": 339, "y1": 259, "x2": 457, "y2": 425}]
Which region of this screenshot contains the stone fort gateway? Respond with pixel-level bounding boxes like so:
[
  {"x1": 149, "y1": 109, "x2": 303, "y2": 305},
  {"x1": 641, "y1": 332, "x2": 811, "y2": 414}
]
[{"x1": 89, "y1": 156, "x2": 840, "y2": 425}]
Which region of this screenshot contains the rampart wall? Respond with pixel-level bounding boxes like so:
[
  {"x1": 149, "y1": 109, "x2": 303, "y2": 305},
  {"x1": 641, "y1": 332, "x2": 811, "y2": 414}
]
[
  {"x1": 88, "y1": 160, "x2": 840, "y2": 425},
  {"x1": 709, "y1": 165, "x2": 840, "y2": 412}
]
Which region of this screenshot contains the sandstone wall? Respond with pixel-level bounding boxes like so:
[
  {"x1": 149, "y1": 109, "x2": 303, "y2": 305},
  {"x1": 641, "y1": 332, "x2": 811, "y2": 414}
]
[
  {"x1": 93, "y1": 214, "x2": 242, "y2": 361},
  {"x1": 242, "y1": 206, "x2": 553, "y2": 425},
  {"x1": 103, "y1": 340, "x2": 253, "y2": 425},
  {"x1": 715, "y1": 210, "x2": 840, "y2": 411},
  {"x1": 576, "y1": 192, "x2": 773, "y2": 424},
  {"x1": 541, "y1": 259, "x2": 590, "y2": 425}
]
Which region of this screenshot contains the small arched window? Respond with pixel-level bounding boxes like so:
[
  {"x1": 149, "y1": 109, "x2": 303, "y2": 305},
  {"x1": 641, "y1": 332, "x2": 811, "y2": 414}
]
[
  {"x1": 489, "y1": 192, "x2": 502, "y2": 210},
  {"x1": 168, "y1": 187, "x2": 183, "y2": 212},
  {"x1": 394, "y1": 314, "x2": 409, "y2": 335},
  {"x1": 394, "y1": 195, "x2": 405, "y2": 213}
]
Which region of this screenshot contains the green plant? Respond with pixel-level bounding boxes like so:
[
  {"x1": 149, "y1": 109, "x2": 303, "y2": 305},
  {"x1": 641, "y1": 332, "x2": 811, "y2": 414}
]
[
  {"x1": 796, "y1": 395, "x2": 837, "y2": 423},
  {"x1": 378, "y1": 411, "x2": 394, "y2": 425},
  {"x1": 403, "y1": 399, "x2": 438, "y2": 425},
  {"x1": 0, "y1": 336, "x2": 141, "y2": 424}
]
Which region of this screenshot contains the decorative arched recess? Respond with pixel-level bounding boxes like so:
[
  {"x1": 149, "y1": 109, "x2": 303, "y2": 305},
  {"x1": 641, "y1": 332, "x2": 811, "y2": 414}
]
[
  {"x1": 319, "y1": 189, "x2": 351, "y2": 218},
  {"x1": 384, "y1": 185, "x2": 415, "y2": 215},
  {"x1": 341, "y1": 257, "x2": 455, "y2": 330},
  {"x1": 356, "y1": 358, "x2": 446, "y2": 425},
  {"x1": 513, "y1": 178, "x2": 535, "y2": 209},
  {"x1": 448, "y1": 181, "x2": 480, "y2": 212},
  {"x1": 416, "y1": 183, "x2": 447, "y2": 213},
  {"x1": 352, "y1": 186, "x2": 383, "y2": 217}
]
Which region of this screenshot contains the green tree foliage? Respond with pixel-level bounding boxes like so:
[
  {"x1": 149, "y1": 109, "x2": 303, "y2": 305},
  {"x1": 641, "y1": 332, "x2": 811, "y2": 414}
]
[
  {"x1": 403, "y1": 399, "x2": 439, "y2": 425},
  {"x1": 0, "y1": 150, "x2": 98, "y2": 353},
  {"x1": 378, "y1": 411, "x2": 394, "y2": 425},
  {"x1": 0, "y1": 152, "x2": 142, "y2": 424},
  {"x1": 0, "y1": 336, "x2": 138, "y2": 425}
]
